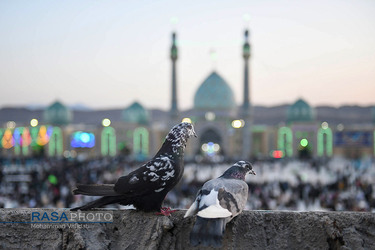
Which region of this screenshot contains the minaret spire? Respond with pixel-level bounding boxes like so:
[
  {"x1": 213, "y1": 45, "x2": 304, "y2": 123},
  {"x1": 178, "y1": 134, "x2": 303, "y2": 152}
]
[
  {"x1": 170, "y1": 32, "x2": 179, "y2": 121},
  {"x1": 242, "y1": 30, "x2": 251, "y2": 113},
  {"x1": 241, "y1": 29, "x2": 252, "y2": 159}
]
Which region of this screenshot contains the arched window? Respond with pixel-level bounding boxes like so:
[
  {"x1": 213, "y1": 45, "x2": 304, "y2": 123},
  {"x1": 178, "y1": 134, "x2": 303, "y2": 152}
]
[
  {"x1": 1, "y1": 128, "x2": 14, "y2": 149},
  {"x1": 13, "y1": 127, "x2": 32, "y2": 156},
  {"x1": 0, "y1": 129, "x2": 3, "y2": 149},
  {"x1": 21, "y1": 128, "x2": 32, "y2": 156},
  {"x1": 278, "y1": 127, "x2": 293, "y2": 157},
  {"x1": 49, "y1": 127, "x2": 63, "y2": 157},
  {"x1": 36, "y1": 125, "x2": 52, "y2": 146},
  {"x1": 317, "y1": 127, "x2": 333, "y2": 157},
  {"x1": 13, "y1": 127, "x2": 22, "y2": 155},
  {"x1": 30, "y1": 126, "x2": 39, "y2": 146},
  {"x1": 133, "y1": 127, "x2": 149, "y2": 159},
  {"x1": 101, "y1": 127, "x2": 116, "y2": 156}
]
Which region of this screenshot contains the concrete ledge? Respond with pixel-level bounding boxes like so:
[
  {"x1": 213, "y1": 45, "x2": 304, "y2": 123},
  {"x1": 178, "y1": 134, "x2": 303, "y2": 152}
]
[{"x1": 0, "y1": 209, "x2": 374, "y2": 249}]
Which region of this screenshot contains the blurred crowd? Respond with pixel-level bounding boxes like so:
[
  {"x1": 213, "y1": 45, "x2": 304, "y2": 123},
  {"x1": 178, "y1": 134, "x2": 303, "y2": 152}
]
[{"x1": 0, "y1": 156, "x2": 374, "y2": 212}]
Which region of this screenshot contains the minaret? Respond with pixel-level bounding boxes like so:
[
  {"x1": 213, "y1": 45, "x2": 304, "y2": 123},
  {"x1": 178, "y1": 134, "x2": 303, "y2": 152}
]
[
  {"x1": 170, "y1": 32, "x2": 179, "y2": 121},
  {"x1": 241, "y1": 29, "x2": 252, "y2": 159},
  {"x1": 242, "y1": 30, "x2": 250, "y2": 114}
]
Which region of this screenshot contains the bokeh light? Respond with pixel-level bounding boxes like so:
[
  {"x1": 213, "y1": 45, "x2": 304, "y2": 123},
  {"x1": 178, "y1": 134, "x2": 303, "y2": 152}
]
[
  {"x1": 182, "y1": 118, "x2": 192, "y2": 123},
  {"x1": 48, "y1": 175, "x2": 58, "y2": 185},
  {"x1": 201, "y1": 142, "x2": 220, "y2": 156},
  {"x1": 102, "y1": 118, "x2": 111, "y2": 127},
  {"x1": 300, "y1": 138, "x2": 309, "y2": 147},
  {"x1": 71, "y1": 131, "x2": 95, "y2": 148},
  {"x1": 36, "y1": 125, "x2": 51, "y2": 146},
  {"x1": 6, "y1": 121, "x2": 16, "y2": 129},
  {"x1": 271, "y1": 150, "x2": 284, "y2": 158},
  {"x1": 232, "y1": 119, "x2": 245, "y2": 128},
  {"x1": 30, "y1": 119, "x2": 38, "y2": 127},
  {"x1": 205, "y1": 112, "x2": 215, "y2": 121},
  {"x1": 321, "y1": 122, "x2": 329, "y2": 129},
  {"x1": 2, "y1": 129, "x2": 14, "y2": 149},
  {"x1": 337, "y1": 124, "x2": 344, "y2": 131},
  {"x1": 80, "y1": 132, "x2": 90, "y2": 143}
]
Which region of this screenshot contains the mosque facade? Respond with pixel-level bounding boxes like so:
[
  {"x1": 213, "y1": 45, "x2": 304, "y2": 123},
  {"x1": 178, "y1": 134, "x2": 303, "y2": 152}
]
[{"x1": 1, "y1": 31, "x2": 375, "y2": 161}]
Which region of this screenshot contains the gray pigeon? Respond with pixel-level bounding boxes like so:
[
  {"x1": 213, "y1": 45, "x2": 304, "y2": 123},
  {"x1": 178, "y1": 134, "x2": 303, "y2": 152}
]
[{"x1": 184, "y1": 161, "x2": 256, "y2": 248}]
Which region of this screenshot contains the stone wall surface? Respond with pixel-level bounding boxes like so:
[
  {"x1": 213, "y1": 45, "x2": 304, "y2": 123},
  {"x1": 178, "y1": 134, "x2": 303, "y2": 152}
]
[{"x1": 0, "y1": 209, "x2": 374, "y2": 250}]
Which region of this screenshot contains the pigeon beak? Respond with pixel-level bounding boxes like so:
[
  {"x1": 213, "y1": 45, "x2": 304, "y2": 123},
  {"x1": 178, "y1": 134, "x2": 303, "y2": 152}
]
[
  {"x1": 249, "y1": 169, "x2": 256, "y2": 175},
  {"x1": 191, "y1": 128, "x2": 197, "y2": 138}
]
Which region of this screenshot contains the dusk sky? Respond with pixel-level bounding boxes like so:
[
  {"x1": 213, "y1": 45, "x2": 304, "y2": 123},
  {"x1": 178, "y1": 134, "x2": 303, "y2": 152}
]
[{"x1": 0, "y1": 0, "x2": 374, "y2": 110}]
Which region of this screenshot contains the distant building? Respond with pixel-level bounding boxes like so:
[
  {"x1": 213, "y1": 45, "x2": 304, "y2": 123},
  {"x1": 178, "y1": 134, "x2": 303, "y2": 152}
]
[{"x1": 0, "y1": 30, "x2": 374, "y2": 160}]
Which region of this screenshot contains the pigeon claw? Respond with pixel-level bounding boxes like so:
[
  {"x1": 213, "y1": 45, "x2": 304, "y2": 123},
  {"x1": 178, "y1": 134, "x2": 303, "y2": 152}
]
[{"x1": 156, "y1": 207, "x2": 177, "y2": 216}]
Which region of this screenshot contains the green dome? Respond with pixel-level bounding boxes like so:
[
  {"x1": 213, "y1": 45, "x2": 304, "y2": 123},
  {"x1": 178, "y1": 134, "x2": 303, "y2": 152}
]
[
  {"x1": 194, "y1": 72, "x2": 236, "y2": 110},
  {"x1": 287, "y1": 98, "x2": 314, "y2": 123},
  {"x1": 122, "y1": 102, "x2": 149, "y2": 124},
  {"x1": 44, "y1": 101, "x2": 72, "y2": 125}
]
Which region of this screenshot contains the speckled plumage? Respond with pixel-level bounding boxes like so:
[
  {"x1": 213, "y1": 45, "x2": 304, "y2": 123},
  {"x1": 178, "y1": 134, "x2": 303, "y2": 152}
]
[{"x1": 71, "y1": 122, "x2": 196, "y2": 212}]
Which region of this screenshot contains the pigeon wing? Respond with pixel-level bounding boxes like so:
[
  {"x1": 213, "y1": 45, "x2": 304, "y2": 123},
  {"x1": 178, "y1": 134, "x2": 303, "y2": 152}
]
[
  {"x1": 194, "y1": 179, "x2": 232, "y2": 218},
  {"x1": 114, "y1": 156, "x2": 176, "y2": 196},
  {"x1": 184, "y1": 188, "x2": 202, "y2": 218},
  {"x1": 217, "y1": 179, "x2": 249, "y2": 217}
]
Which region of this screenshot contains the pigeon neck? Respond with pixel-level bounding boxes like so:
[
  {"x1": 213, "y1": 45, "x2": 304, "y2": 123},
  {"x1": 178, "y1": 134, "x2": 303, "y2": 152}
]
[
  {"x1": 163, "y1": 131, "x2": 188, "y2": 156},
  {"x1": 157, "y1": 136, "x2": 186, "y2": 157},
  {"x1": 221, "y1": 171, "x2": 246, "y2": 181}
]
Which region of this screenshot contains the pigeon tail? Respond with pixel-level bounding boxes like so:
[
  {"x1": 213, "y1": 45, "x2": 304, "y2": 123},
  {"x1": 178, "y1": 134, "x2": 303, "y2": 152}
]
[
  {"x1": 71, "y1": 196, "x2": 124, "y2": 211},
  {"x1": 190, "y1": 216, "x2": 226, "y2": 248},
  {"x1": 72, "y1": 184, "x2": 119, "y2": 196}
]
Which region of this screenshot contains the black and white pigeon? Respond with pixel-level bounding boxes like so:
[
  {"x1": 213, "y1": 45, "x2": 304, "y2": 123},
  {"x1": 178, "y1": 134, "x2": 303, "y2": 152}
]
[
  {"x1": 71, "y1": 122, "x2": 197, "y2": 215},
  {"x1": 184, "y1": 161, "x2": 256, "y2": 248}
]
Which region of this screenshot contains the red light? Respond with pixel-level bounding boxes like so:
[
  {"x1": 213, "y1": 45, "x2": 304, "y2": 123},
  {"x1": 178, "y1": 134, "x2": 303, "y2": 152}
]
[{"x1": 272, "y1": 150, "x2": 284, "y2": 158}]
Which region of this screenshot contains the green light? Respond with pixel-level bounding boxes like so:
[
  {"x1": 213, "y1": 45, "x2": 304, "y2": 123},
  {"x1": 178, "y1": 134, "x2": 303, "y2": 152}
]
[
  {"x1": 21, "y1": 127, "x2": 31, "y2": 156},
  {"x1": 16, "y1": 127, "x2": 32, "y2": 156},
  {"x1": 49, "y1": 127, "x2": 63, "y2": 157},
  {"x1": 48, "y1": 174, "x2": 58, "y2": 185},
  {"x1": 133, "y1": 127, "x2": 149, "y2": 158},
  {"x1": 278, "y1": 127, "x2": 293, "y2": 157},
  {"x1": 30, "y1": 126, "x2": 39, "y2": 146},
  {"x1": 0, "y1": 129, "x2": 3, "y2": 149},
  {"x1": 300, "y1": 139, "x2": 308, "y2": 147},
  {"x1": 317, "y1": 127, "x2": 333, "y2": 157},
  {"x1": 101, "y1": 127, "x2": 116, "y2": 156}
]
